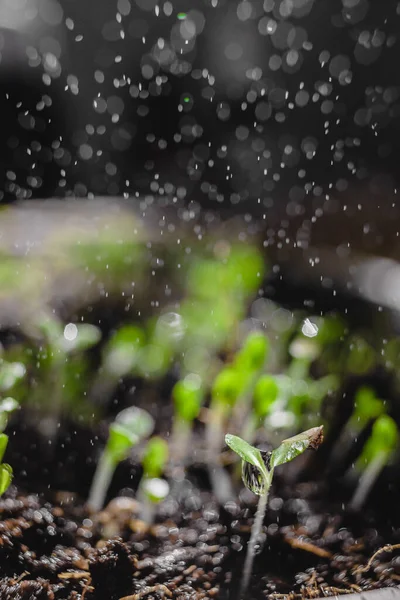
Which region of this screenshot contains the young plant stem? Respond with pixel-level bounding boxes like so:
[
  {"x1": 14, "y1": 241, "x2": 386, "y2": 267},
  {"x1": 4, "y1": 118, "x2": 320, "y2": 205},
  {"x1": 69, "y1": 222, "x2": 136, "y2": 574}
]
[
  {"x1": 170, "y1": 417, "x2": 191, "y2": 469},
  {"x1": 240, "y1": 470, "x2": 273, "y2": 599},
  {"x1": 88, "y1": 453, "x2": 115, "y2": 513},
  {"x1": 349, "y1": 450, "x2": 388, "y2": 512},
  {"x1": 206, "y1": 404, "x2": 234, "y2": 503}
]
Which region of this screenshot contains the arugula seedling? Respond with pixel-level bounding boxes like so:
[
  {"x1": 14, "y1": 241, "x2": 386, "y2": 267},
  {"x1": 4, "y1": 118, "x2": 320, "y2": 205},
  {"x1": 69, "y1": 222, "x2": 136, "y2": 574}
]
[
  {"x1": 230, "y1": 332, "x2": 270, "y2": 431},
  {"x1": 88, "y1": 407, "x2": 154, "y2": 512},
  {"x1": 139, "y1": 436, "x2": 170, "y2": 523},
  {"x1": 171, "y1": 374, "x2": 203, "y2": 468},
  {"x1": 225, "y1": 426, "x2": 323, "y2": 598},
  {"x1": 0, "y1": 397, "x2": 19, "y2": 432},
  {"x1": 241, "y1": 375, "x2": 279, "y2": 442},
  {"x1": 350, "y1": 415, "x2": 398, "y2": 511},
  {"x1": 0, "y1": 434, "x2": 12, "y2": 496}
]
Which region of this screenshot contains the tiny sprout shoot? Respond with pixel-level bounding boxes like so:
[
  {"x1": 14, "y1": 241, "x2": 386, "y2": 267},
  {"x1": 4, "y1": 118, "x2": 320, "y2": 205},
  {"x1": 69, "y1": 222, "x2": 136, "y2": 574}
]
[
  {"x1": 350, "y1": 415, "x2": 398, "y2": 511},
  {"x1": 0, "y1": 397, "x2": 19, "y2": 432},
  {"x1": 88, "y1": 407, "x2": 154, "y2": 512},
  {"x1": 142, "y1": 436, "x2": 169, "y2": 479},
  {"x1": 235, "y1": 332, "x2": 270, "y2": 372},
  {"x1": 225, "y1": 426, "x2": 323, "y2": 599},
  {"x1": 171, "y1": 374, "x2": 203, "y2": 468},
  {"x1": 231, "y1": 332, "x2": 270, "y2": 433},
  {"x1": 242, "y1": 375, "x2": 279, "y2": 442},
  {"x1": 0, "y1": 434, "x2": 13, "y2": 495},
  {"x1": 139, "y1": 436, "x2": 170, "y2": 523}
]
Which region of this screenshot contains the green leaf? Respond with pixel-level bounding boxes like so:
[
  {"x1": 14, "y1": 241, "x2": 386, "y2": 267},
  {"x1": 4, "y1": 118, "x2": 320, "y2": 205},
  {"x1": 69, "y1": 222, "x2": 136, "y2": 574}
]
[
  {"x1": 141, "y1": 477, "x2": 170, "y2": 503},
  {"x1": 0, "y1": 398, "x2": 19, "y2": 433},
  {"x1": 142, "y1": 436, "x2": 169, "y2": 479},
  {"x1": 104, "y1": 326, "x2": 145, "y2": 377},
  {"x1": 62, "y1": 324, "x2": 102, "y2": 353},
  {"x1": 225, "y1": 434, "x2": 268, "y2": 477},
  {"x1": 106, "y1": 423, "x2": 138, "y2": 464},
  {"x1": 360, "y1": 415, "x2": 398, "y2": 466},
  {"x1": 352, "y1": 386, "x2": 384, "y2": 427},
  {"x1": 173, "y1": 375, "x2": 203, "y2": 423},
  {"x1": 270, "y1": 426, "x2": 324, "y2": 469},
  {"x1": 0, "y1": 434, "x2": 9, "y2": 464},
  {"x1": 236, "y1": 332, "x2": 269, "y2": 371},
  {"x1": 253, "y1": 375, "x2": 279, "y2": 419},
  {"x1": 115, "y1": 407, "x2": 154, "y2": 443},
  {"x1": 0, "y1": 363, "x2": 26, "y2": 392},
  {"x1": 212, "y1": 369, "x2": 245, "y2": 408},
  {"x1": 0, "y1": 463, "x2": 12, "y2": 495}
]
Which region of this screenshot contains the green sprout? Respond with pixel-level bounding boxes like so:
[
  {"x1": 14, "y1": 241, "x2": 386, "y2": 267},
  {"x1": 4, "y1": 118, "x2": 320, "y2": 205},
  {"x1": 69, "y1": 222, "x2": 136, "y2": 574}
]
[
  {"x1": 0, "y1": 397, "x2": 19, "y2": 496},
  {"x1": 230, "y1": 332, "x2": 270, "y2": 433},
  {"x1": 350, "y1": 415, "x2": 398, "y2": 511},
  {"x1": 241, "y1": 375, "x2": 279, "y2": 442},
  {"x1": 139, "y1": 436, "x2": 170, "y2": 523},
  {"x1": 0, "y1": 397, "x2": 19, "y2": 432},
  {"x1": 225, "y1": 426, "x2": 324, "y2": 598},
  {"x1": 0, "y1": 434, "x2": 12, "y2": 496},
  {"x1": 171, "y1": 374, "x2": 203, "y2": 468},
  {"x1": 36, "y1": 315, "x2": 101, "y2": 437},
  {"x1": 88, "y1": 407, "x2": 154, "y2": 512}
]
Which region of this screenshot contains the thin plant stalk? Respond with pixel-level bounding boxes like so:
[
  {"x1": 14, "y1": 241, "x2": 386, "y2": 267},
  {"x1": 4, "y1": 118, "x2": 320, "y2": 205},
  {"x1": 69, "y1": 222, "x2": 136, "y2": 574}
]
[
  {"x1": 206, "y1": 404, "x2": 234, "y2": 503},
  {"x1": 88, "y1": 453, "x2": 115, "y2": 513},
  {"x1": 349, "y1": 450, "x2": 388, "y2": 512},
  {"x1": 240, "y1": 470, "x2": 273, "y2": 599},
  {"x1": 170, "y1": 417, "x2": 191, "y2": 469}
]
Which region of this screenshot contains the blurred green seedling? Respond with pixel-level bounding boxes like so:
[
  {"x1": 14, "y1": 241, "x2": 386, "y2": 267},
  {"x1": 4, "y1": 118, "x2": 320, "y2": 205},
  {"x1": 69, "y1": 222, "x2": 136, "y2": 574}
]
[
  {"x1": 139, "y1": 436, "x2": 170, "y2": 523},
  {"x1": 226, "y1": 426, "x2": 324, "y2": 598},
  {"x1": 88, "y1": 406, "x2": 154, "y2": 512},
  {"x1": 0, "y1": 433, "x2": 13, "y2": 496},
  {"x1": 350, "y1": 386, "x2": 385, "y2": 430},
  {"x1": 0, "y1": 397, "x2": 19, "y2": 432},
  {"x1": 230, "y1": 332, "x2": 271, "y2": 435},
  {"x1": 241, "y1": 375, "x2": 279, "y2": 443},
  {"x1": 350, "y1": 414, "x2": 398, "y2": 511},
  {"x1": 171, "y1": 374, "x2": 204, "y2": 466}
]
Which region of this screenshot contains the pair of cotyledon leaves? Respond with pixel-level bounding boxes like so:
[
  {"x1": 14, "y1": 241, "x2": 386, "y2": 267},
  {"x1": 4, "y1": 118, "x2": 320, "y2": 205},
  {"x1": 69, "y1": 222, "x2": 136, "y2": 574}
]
[{"x1": 225, "y1": 426, "x2": 323, "y2": 496}]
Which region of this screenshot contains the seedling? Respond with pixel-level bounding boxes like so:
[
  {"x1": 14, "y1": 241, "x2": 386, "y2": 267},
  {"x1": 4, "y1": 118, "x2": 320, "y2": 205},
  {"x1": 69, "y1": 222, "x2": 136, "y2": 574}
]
[
  {"x1": 0, "y1": 399, "x2": 18, "y2": 497},
  {"x1": 0, "y1": 397, "x2": 19, "y2": 432},
  {"x1": 88, "y1": 406, "x2": 154, "y2": 512},
  {"x1": 139, "y1": 436, "x2": 170, "y2": 523},
  {"x1": 171, "y1": 374, "x2": 204, "y2": 467},
  {"x1": 225, "y1": 426, "x2": 324, "y2": 598},
  {"x1": 241, "y1": 375, "x2": 279, "y2": 442},
  {"x1": 36, "y1": 315, "x2": 101, "y2": 437},
  {"x1": 230, "y1": 332, "x2": 270, "y2": 430},
  {"x1": 350, "y1": 414, "x2": 398, "y2": 511},
  {"x1": 0, "y1": 434, "x2": 12, "y2": 496}
]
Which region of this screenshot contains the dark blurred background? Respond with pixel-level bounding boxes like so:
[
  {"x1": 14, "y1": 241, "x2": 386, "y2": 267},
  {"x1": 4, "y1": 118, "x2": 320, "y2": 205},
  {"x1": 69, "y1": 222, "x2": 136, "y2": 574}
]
[{"x1": 2, "y1": 0, "x2": 400, "y2": 317}]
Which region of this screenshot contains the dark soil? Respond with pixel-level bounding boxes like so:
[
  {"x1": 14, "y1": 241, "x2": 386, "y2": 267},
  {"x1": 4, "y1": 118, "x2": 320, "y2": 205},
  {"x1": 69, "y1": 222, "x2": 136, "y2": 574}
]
[
  {"x1": 2, "y1": 413, "x2": 400, "y2": 600},
  {"x1": 1, "y1": 467, "x2": 400, "y2": 600}
]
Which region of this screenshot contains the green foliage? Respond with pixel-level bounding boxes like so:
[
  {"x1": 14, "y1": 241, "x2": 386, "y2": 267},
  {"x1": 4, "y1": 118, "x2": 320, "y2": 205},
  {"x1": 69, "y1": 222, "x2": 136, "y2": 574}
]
[
  {"x1": 226, "y1": 426, "x2": 323, "y2": 495},
  {"x1": 211, "y1": 368, "x2": 244, "y2": 408},
  {"x1": 142, "y1": 436, "x2": 169, "y2": 479},
  {"x1": 106, "y1": 407, "x2": 155, "y2": 465},
  {"x1": 351, "y1": 386, "x2": 384, "y2": 428},
  {"x1": 140, "y1": 477, "x2": 170, "y2": 504},
  {"x1": 103, "y1": 326, "x2": 145, "y2": 377},
  {"x1": 253, "y1": 375, "x2": 279, "y2": 419},
  {"x1": 225, "y1": 434, "x2": 268, "y2": 478},
  {"x1": 235, "y1": 332, "x2": 269, "y2": 372},
  {"x1": 173, "y1": 375, "x2": 203, "y2": 422},
  {"x1": 0, "y1": 398, "x2": 19, "y2": 432},
  {"x1": 358, "y1": 415, "x2": 398, "y2": 467},
  {"x1": 270, "y1": 426, "x2": 324, "y2": 469},
  {"x1": 0, "y1": 434, "x2": 12, "y2": 495},
  {"x1": 347, "y1": 336, "x2": 376, "y2": 375}
]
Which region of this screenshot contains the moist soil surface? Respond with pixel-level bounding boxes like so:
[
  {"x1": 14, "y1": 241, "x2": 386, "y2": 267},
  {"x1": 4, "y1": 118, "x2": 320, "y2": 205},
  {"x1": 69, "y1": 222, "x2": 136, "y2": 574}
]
[{"x1": 2, "y1": 420, "x2": 400, "y2": 600}]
